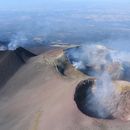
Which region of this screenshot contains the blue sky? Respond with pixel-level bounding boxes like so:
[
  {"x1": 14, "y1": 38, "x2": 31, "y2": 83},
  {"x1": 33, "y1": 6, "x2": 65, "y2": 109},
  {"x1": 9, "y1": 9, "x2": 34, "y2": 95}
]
[{"x1": 0, "y1": 0, "x2": 130, "y2": 11}]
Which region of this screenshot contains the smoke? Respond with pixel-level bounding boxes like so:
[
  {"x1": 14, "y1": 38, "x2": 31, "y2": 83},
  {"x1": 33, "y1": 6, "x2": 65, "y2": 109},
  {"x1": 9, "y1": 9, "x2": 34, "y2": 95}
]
[
  {"x1": 8, "y1": 32, "x2": 29, "y2": 50},
  {"x1": 104, "y1": 39, "x2": 130, "y2": 52},
  {"x1": 86, "y1": 72, "x2": 120, "y2": 118},
  {"x1": 0, "y1": 2, "x2": 130, "y2": 50},
  {"x1": 67, "y1": 44, "x2": 130, "y2": 118},
  {"x1": 67, "y1": 44, "x2": 130, "y2": 77}
]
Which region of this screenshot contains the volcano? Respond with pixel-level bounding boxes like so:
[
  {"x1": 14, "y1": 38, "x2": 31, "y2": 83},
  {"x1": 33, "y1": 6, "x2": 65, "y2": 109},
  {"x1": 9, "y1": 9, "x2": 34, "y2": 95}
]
[
  {"x1": 0, "y1": 47, "x2": 36, "y2": 87},
  {"x1": 65, "y1": 45, "x2": 130, "y2": 81},
  {"x1": 0, "y1": 45, "x2": 130, "y2": 130},
  {"x1": 74, "y1": 79, "x2": 130, "y2": 121}
]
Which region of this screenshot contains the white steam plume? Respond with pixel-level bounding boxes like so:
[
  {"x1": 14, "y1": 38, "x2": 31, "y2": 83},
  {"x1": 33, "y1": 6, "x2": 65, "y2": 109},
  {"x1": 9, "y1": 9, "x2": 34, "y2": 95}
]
[
  {"x1": 8, "y1": 32, "x2": 28, "y2": 50},
  {"x1": 69, "y1": 44, "x2": 130, "y2": 118},
  {"x1": 86, "y1": 72, "x2": 119, "y2": 118}
]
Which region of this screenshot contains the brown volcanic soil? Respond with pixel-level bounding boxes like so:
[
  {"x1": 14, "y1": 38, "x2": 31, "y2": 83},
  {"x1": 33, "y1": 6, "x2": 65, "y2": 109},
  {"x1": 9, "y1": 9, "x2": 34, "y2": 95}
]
[
  {"x1": 0, "y1": 47, "x2": 36, "y2": 87},
  {"x1": 74, "y1": 79, "x2": 130, "y2": 121},
  {"x1": 0, "y1": 47, "x2": 130, "y2": 130}
]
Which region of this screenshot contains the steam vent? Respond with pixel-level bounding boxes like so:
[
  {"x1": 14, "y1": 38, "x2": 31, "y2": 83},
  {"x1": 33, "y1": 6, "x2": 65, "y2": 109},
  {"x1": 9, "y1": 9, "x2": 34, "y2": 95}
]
[
  {"x1": 65, "y1": 45, "x2": 130, "y2": 121},
  {"x1": 74, "y1": 79, "x2": 130, "y2": 120},
  {"x1": 1, "y1": 44, "x2": 130, "y2": 130}
]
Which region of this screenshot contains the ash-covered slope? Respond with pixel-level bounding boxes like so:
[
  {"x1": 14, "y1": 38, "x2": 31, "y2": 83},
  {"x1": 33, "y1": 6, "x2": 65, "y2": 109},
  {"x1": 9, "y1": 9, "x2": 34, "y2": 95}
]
[
  {"x1": 0, "y1": 47, "x2": 36, "y2": 86},
  {"x1": 0, "y1": 46, "x2": 130, "y2": 130},
  {"x1": 0, "y1": 48, "x2": 82, "y2": 130}
]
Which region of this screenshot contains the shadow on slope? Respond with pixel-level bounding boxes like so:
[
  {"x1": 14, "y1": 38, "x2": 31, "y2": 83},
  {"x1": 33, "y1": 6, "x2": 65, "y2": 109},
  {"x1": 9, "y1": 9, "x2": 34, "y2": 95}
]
[{"x1": 0, "y1": 47, "x2": 36, "y2": 87}]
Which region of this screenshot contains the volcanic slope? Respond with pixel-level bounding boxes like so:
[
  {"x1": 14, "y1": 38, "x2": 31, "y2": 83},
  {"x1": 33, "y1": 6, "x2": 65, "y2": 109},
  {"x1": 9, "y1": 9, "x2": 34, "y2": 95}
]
[
  {"x1": 0, "y1": 47, "x2": 130, "y2": 130},
  {"x1": 0, "y1": 47, "x2": 36, "y2": 87}
]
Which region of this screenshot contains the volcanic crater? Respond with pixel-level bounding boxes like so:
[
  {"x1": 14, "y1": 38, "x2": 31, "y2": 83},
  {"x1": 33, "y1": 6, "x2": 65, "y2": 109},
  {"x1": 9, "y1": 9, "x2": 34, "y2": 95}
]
[
  {"x1": 63, "y1": 45, "x2": 130, "y2": 121},
  {"x1": 74, "y1": 79, "x2": 130, "y2": 121}
]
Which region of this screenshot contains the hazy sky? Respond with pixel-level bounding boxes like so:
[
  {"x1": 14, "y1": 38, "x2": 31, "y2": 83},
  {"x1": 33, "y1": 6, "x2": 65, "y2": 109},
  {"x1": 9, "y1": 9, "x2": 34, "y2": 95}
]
[
  {"x1": 0, "y1": 0, "x2": 130, "y2": 11},
  {"x1": 0, "y1": 0, "x2": 130, "y2": 50}
]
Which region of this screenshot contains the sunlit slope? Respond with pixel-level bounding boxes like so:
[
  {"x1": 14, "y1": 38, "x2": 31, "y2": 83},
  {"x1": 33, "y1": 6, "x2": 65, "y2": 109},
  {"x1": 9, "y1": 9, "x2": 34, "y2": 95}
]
[{"x1": 0, "y1": 48, "x2": 130, "y2": 130}]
